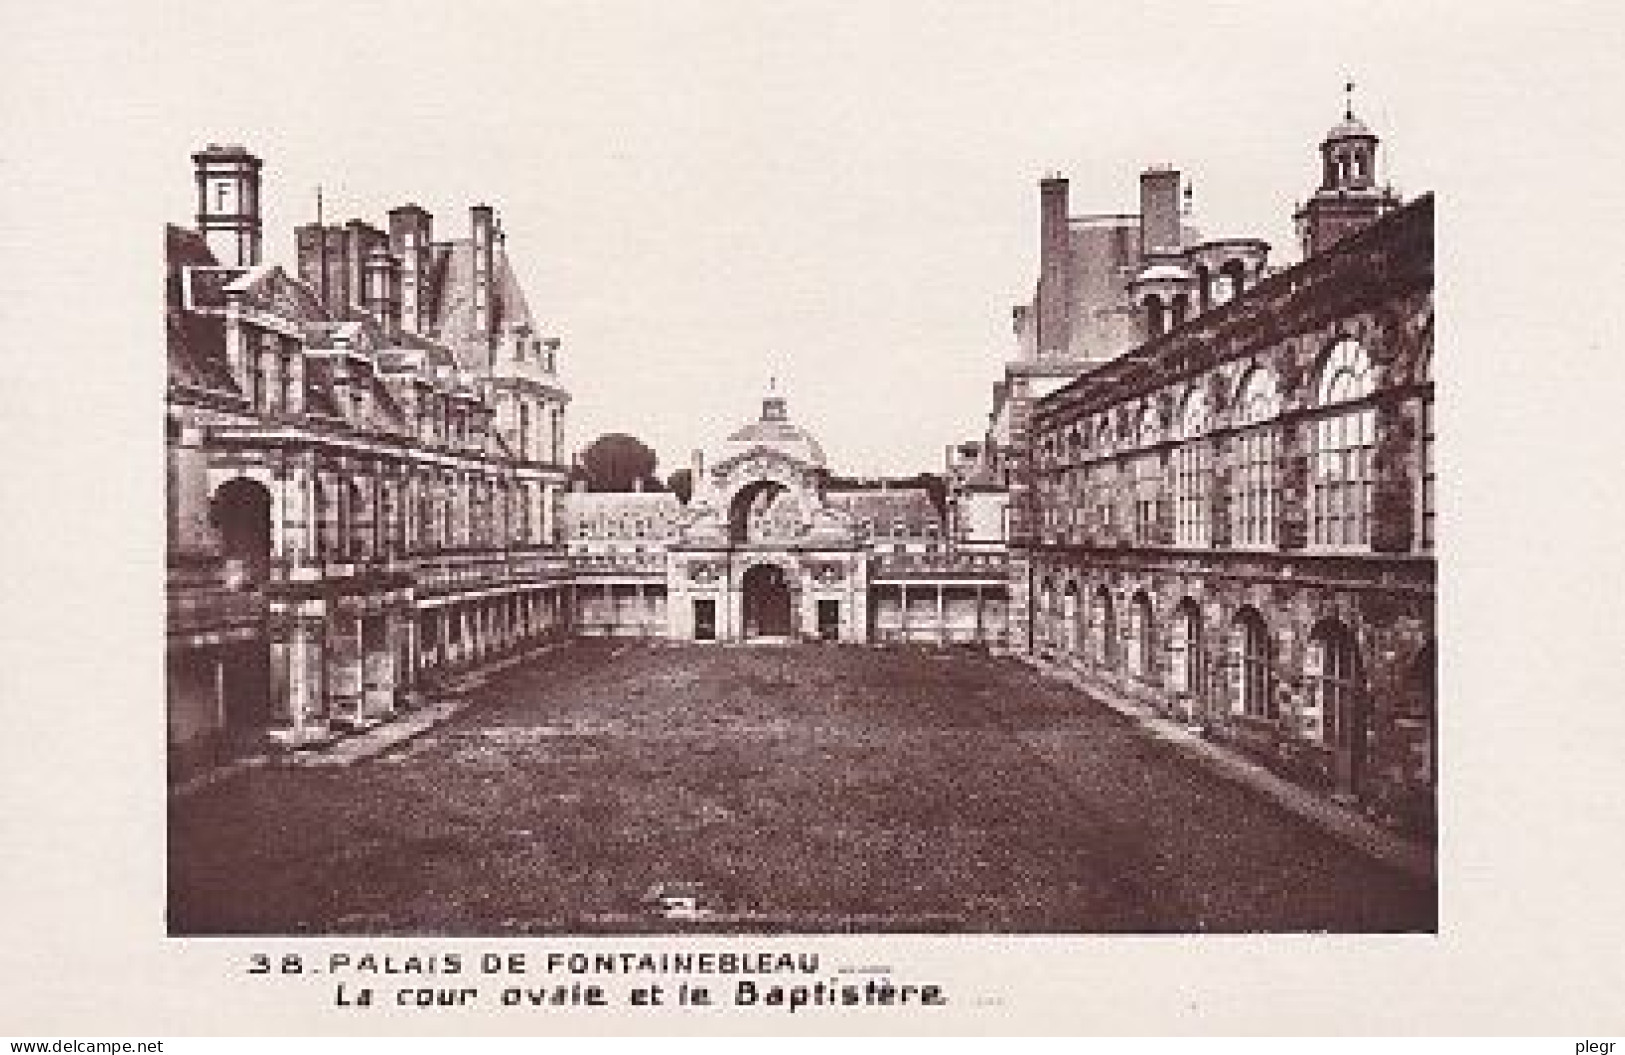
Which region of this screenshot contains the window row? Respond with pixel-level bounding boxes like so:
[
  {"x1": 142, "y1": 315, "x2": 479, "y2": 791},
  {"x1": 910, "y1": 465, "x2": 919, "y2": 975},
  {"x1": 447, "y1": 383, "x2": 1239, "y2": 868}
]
[
  {"x1": 309, "y1": 474, "x2": 555, "y2": 560},
  {"x1": 1038, "y1": 392, "x2": 1433, "y2": 552},
  {"x1": 1044, "y1": 586, "x2": 1369, "y2": 746},
  {"x1": 1036, "y1": 338, "x2": 1375, "y2": 469}
]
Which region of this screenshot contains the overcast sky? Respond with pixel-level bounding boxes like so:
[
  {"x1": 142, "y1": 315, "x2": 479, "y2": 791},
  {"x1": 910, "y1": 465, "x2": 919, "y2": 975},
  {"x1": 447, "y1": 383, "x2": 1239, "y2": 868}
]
[{"x1": 1, "y1": 0, "x2": 1528, "y2": 474}]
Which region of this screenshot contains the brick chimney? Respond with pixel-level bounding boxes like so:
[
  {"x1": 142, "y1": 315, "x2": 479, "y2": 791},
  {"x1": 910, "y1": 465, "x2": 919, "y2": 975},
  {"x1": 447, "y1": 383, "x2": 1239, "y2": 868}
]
[
  {"x1": 388, "y1": 204, "x2": 434, "y2": 335},
  {"x1": 1139, "y1": 165, "x2": 1183, "y2": 257},
  {"x1": 470, "y1": 204, "x2": 496, "y2": 346},
  {"x1": 1035, "y1": 175, "x2": 1071, "y2": 356}
]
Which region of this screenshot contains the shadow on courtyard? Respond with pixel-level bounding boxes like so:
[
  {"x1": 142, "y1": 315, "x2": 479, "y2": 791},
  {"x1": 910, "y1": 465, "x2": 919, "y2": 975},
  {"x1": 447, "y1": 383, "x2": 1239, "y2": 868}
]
[{"x1": 168, "y1": 641, "x2": 1436, "y2": 934}]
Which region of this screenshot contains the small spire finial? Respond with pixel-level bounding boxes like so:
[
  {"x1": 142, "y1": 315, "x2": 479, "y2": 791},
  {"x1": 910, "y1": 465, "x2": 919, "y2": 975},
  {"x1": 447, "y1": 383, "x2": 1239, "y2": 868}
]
[
  {"x1": 316, "y1": 184, "x2": 324, "y2": 226},
  {"x1": 1344, "y1": 79, "x2": 1356, "y2": 120}
]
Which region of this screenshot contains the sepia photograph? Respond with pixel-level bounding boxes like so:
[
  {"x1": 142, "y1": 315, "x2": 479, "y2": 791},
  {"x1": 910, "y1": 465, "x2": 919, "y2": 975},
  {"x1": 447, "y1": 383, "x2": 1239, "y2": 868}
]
[
  {"x1": 6, "y1": 0, "x2": 1625, "y2": 1039},
  {"x1": 161, "y1": 34, "x2": 1433, "y2": 939}
]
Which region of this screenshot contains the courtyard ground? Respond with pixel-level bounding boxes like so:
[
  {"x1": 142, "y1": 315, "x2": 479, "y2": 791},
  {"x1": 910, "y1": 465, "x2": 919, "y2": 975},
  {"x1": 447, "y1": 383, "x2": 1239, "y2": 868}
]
[{"x1": 168, "y1": 641, "x2": 1436, "y2": 934}]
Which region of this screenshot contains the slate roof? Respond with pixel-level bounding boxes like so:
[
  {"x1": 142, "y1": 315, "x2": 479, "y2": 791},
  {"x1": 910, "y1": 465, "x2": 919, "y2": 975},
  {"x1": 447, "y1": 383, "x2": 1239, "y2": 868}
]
[
  {"x1": 824, "y1": 486, "x2": 944, "y2": 538},
  {"x1": 165, "y1": 225, "x2": 239, "y2": 396},
  {"x1": 424, "y1": 240, "x2": 539, "y2": 373}
]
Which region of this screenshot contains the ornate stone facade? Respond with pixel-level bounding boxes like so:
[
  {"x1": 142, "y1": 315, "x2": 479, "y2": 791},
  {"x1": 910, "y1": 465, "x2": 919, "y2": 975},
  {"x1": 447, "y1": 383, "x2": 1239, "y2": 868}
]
[
  {"x1": 167, "y1": 145, "x2": 572, "y2": 781},
  {"x1": 1012, "y1": 112, "x2": 1436, "y2": 832},
  {"x1": 561, "y1": 392, "x2": 1012, "y2": 646}
]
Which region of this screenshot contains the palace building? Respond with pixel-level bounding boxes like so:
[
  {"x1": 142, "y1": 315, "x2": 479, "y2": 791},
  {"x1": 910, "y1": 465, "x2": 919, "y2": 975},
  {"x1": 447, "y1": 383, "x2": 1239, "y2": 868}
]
[
  {"x1": 166, "y1": 145, "x2": 1010, "y2": 782},
  {"x1": 1005, "y1": 106, "x2": 1435, "y2": 831},
  {"x1": 166, "y1": 105, "x2": 1435, "y2": 836},
  {"x1": 166, "y1": 144, "x2": 573, "y2": 780}
]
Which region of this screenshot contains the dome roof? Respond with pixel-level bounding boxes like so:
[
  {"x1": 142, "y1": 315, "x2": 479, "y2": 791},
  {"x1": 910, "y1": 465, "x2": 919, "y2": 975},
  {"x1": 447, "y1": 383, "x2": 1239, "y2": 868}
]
[
  {"x1": 721, "y1": 393, "x2": 827, "y2": 468},
  {"x1": 1325, "y1": 113, "x2": 1376, "y2": 141}
]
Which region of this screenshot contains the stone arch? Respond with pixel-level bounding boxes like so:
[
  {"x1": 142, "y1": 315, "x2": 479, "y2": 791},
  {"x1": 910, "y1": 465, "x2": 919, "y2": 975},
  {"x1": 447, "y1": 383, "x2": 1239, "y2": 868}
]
[
  {"x1": 210, "y1": 476, "x2": 273, "y2": 586},
  {"x1": 727, "y1": 478, "x2": 788, "y2": 544}
]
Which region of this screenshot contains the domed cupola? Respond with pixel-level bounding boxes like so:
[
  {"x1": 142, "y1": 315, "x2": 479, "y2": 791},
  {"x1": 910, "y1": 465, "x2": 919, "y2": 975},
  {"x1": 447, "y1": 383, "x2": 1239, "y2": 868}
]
[
  {"x1": 721, "y1": 384, "x2": 827, "y2": 468},
  {"x1": 1294, "y1": 83, "x2": 1402, "y2": 258},
  {"x1": 1320, "y1": 99, "x2": 1380, "y2": 194}
]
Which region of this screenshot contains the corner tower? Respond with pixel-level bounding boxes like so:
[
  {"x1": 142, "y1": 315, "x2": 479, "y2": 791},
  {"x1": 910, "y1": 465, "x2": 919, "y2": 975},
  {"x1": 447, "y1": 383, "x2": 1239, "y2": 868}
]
[{"x1": 192, "y1": 143, "x2": 263, "y2": 267}]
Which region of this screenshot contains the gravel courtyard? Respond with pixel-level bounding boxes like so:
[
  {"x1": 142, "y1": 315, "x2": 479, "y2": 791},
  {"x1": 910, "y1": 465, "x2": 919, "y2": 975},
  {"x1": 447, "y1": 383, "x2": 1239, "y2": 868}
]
[{"x1": 168, "y1": 641, "x2": 1435, "y2": 934}]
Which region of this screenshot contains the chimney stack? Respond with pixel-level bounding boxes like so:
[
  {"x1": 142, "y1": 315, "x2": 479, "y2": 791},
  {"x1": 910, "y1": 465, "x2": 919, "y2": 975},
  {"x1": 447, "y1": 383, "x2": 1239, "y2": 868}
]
[
  {"x1": 362, "y1": 247, "x2": 402, "y2": 339},
  {"x1": 388, "y1": 204, "x2": 434, "y2": 335},
  {"x1": 1036, "y1": 175, "x2": 1071, "y2": 355},
  {"x1": 1139, "y1": 166, "x2": 1183, "y2": 257},
  {"x1": 471, "y1": 204, "x2": 496, "y2": 344}
]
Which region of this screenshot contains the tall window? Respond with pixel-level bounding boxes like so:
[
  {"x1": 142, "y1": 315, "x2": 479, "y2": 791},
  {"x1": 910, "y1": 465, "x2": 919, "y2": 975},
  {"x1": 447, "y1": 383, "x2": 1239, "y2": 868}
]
[
  {"x1": 315, "y1": 476, "x2": 337, "y2": 560},
  {"x1": 1232, "y1": 608, "x2": 1275, "y2": 719},
  {"x1": 1128, "y1": 591, "x2": 1155, "y2": 680},
  {"x1": 1175, "y1": 387, "x2": 1211, "y2": 546},
  {"x1": 1091, "y1": 587, "x2": 1117, "y2": 667},
  {"x1": 1061, "y1": 583, "x2": 1080, "y2": 653},
  {"x1": 1232, "y1": 367, "x2": 1280, "y2": 547},
  {"x1": 281, "y1": 346, "x2": 298, "y2": 413},
  {"x1": 1312, "y1": 339, "x2": 1377, "y2": 548},
  {"x1": 1133, "y1": 408, "x2": 1162, "y2": 545},
  {"x1": 1168, "y1": 599, "x2": 1203, "y2": 697},
  {"x1": 418, "y1": 489, "x2": 435, "y2": 552},
  {"x1": 1419, "y1": 397, "x2": 1435, "y2": 551},
  {"x1": 1305, "y1": 620, "x2": 1362, "y2": 746}
]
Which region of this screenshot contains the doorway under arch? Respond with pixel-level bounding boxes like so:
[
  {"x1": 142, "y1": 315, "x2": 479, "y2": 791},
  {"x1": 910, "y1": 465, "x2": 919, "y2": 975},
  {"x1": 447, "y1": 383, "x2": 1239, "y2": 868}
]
[
  {"x1": 210, "y1": 476, "x2": 273, "y2": 585},
  {"x1": 741, "y1": 563, "x2": 793, "y2": 639}
]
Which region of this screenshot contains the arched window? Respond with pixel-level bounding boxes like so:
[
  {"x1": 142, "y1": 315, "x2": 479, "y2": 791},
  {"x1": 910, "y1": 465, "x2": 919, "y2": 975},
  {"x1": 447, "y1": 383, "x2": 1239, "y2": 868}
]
[
  {"x1": 1091, "y1": 586, "x2": 1117, "y2": 668},
  {"x1": 1232, "y1": 608, "x2": 1275, "y2": 719},
  {"x1": 1128, "y1": 591, "x2": 1155, "y2": 681},
  {"x1": 1232, "y1": 366, "x2": 1281, "y2": 548},
  {"x1": 1175, "y1": 387, "x2": 1211, "y2": 546},
  {"x1": 1168, "y1": 599, "x2": 1203, "y2": 698},
  {"x1": 518, "y1": 400, "x2": 532, "y2": 462},
  {"x1": 1305, "y1": 620, "x2": 1363, "y2": 747},
  {"x1": 1312, "y1": 339, "x2": 1377, "y2": 548}
]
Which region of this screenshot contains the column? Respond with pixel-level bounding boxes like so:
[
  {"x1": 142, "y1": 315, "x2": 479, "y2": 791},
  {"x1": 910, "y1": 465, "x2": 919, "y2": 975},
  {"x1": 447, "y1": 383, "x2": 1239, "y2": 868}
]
[
  {"x1": 974, "y1": 585, "x2": 984, "y2": 646},
  {"x1": 937, "y1": 584, "x2": 947, "y2": 645},
  {"x1": 327, "y1": 612, "x2": 365, "y2": 728}
]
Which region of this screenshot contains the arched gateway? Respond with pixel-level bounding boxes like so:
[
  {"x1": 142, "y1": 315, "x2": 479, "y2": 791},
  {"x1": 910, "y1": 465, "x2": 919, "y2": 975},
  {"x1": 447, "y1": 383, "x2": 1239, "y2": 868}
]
[
  {"x1": 665, "y1": 390, "x2": 866, "y2": 643},
  {"x1": 564, "y1": 388, "x2": 1009, "y2": 646}
]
